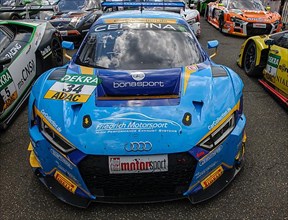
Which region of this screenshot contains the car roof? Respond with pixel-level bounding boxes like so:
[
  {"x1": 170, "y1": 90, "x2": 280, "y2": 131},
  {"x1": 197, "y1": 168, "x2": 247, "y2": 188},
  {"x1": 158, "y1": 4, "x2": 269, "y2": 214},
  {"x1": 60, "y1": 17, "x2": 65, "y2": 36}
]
[{"x1": 96, "y1": 10, "x2": 185, "y2": 24}]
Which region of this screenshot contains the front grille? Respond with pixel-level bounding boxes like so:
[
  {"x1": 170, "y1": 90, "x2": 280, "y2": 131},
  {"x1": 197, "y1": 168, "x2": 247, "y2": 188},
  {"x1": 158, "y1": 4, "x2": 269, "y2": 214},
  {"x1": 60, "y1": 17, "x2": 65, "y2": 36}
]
[
  {"x1": 246, "y1": 23, "x2": 272, "y2": 36},
  {"x1": 78, "y1": 153, "x2": 197, "y2": 202}
]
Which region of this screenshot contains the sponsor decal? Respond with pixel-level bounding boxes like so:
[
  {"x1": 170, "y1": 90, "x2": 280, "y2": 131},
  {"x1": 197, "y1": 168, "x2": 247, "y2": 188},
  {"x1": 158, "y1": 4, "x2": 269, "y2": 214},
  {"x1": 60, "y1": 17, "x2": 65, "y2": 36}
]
[
  {"x1": 50, "y1": 148, "x2": 73, "y2": 169},
  {"x1": 113, "y1": 80, "x2": 164, "y2": 88},
  {"x1": 109, "y1": 155, "x2": 168, "y2": 174},
  {"x1": 276, "y1": 76, "x2": 288, "y2": 87},
  {"x1": 199, "y1": 145, "x2": 223, "y2": 166},
  {"x1": 247, "y1": 17, "x2": 264, "y2": 21},
  {"x1": 104, "y1": 18, "x2": 177, "y2": 24},
  {"x1": 195, "y1": 161, "x2": 217, "y2": 179},
  {"x1": 266, "y1": 53, "x2": 281, "y2": 77},
  {"x1": 44, "y1": 80, "x2": 98, "y2": 103},
  {"x1": 17, "y1": 60, "x2": 35, "y2": 90},
  {"x1": 4, "y1": 43, "x2": 22, "y2": 59},
  {"x1": 60, "y1": 74, "x2": 101, "y2": 86},
  {"x1": 95, "y1": 23, "x2": 186, "y2": 32},
  {"x1": 252, "y1": 23, "x2": 266, "y2": 28},
  {"x1": 200, "y1": 166, "x2": 224, "y2": 189},
  {"x1": 196, "y1": 151, "x2": 205, "y2": 159},
  {"x1": 0, "y1": 71, "x2": 13, "y2": 91},
  {"x1": 208, "y1": 108, "x2": 231, "y2": 130},
  {"x1": 41, "y1": 45, "x2": 52, "y2": 59},
  {"x1": 41, "y1": 109, "x2": 62, "y2": 132},
  {"x1": 0, "y1": 71, "x2": 18, "y2": 112},
  {"x1": 279, "y1": 64, "x2": 288, "y2": 74},
  {"x1": 125, "y1": 141, "x2": 152, "y2": 152},
  {"x1": 54, "y1": 170, "x2": 77, "y2": 193},
  {"x1": 96, "y1": 112, "x2": 182, "y2": 134},
  {"x1": 2, "y1": 90, "x2": 17, "y2": 111}
]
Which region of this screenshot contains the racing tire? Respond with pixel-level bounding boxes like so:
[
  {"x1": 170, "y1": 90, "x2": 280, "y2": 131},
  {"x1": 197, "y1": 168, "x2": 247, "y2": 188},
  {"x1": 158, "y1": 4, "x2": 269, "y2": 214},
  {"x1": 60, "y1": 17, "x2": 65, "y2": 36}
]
[
  {"x1": 50, "y1": 36, "x2": 63, "y2": 67},
  {"x1": 218, "y1": 14, "x2": 224, "y2": 33},
  {"x1": 243, "y1": 41, "x2": 262, "y2": 77}
]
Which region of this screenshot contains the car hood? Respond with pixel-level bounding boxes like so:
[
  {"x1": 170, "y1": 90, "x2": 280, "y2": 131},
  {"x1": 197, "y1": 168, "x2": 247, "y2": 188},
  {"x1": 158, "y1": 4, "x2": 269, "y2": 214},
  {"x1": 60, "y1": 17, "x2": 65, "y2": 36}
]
[
  {"x1": 32, "y1": 62, "x2": 243, "y2": 155},
  {"x1": 229, "y1": 9, "x2": 281, "y2": 22}
]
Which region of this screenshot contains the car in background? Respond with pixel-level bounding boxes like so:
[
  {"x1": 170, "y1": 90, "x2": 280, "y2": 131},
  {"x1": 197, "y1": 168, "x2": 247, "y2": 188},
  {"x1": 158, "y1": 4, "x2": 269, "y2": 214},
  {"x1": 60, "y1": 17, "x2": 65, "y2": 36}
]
[
  {"x1": 48, "y1": 0, "x2": 103, "y2": 45},
  {"x1": 0, "y1": 20, "x2": 63, "y2": 129},
  {"x1": 28, "y1": 8, "x2": 246, "y2": 207},
  {"x1": 237, "y1": 30, "x2": 288, "y2": 107},
  {"x1": 102, "y1": 0, "x2": 201, "y2": 37},
  {"x1": 205, "y1": 0, "x2": 282, "y2": 36},
  {"x1": 0, "y1": 0, "x2": 57, "y2": 20},
  {"x1": 189, "y1": 0, "x2": 216, "y2": 15}
]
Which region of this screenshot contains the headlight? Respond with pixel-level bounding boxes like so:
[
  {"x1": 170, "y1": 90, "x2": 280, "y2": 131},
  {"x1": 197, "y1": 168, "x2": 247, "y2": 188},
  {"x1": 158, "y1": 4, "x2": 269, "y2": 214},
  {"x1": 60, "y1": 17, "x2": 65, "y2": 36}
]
[
  {"x1": 199, "y1": 114, "x2": 235, "y2": 150},
  {"x1": 40, "y1": 119, "x2": 75, "y2": 153},
  {"x1": 230, "y1": 17, "x2": 244, "y2": 23}
]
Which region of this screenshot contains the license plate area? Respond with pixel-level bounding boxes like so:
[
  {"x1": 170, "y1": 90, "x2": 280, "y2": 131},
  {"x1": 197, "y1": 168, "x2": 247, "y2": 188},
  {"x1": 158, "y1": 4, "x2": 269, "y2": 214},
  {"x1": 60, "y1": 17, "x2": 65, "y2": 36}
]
[
  {"x1": 109, "y1": 155, "x2": 168, "y2": 174},
  {"x1": 253, "y1": 23, "x2": 266, "y2": 28}
]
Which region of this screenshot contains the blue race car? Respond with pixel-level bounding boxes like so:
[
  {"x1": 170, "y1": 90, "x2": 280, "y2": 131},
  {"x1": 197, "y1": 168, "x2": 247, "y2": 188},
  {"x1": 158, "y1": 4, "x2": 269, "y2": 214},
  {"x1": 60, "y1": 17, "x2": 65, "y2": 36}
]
[{"x1": 28, "y1": 2, "x2": 246, "y2": 208}]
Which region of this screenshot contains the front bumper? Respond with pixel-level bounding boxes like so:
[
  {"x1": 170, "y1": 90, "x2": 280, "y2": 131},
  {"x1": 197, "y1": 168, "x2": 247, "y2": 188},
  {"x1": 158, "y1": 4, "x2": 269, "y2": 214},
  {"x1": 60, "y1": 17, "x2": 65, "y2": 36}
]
[{"x1": 28, "y1": 114, "x2": 246, "y2": 208}]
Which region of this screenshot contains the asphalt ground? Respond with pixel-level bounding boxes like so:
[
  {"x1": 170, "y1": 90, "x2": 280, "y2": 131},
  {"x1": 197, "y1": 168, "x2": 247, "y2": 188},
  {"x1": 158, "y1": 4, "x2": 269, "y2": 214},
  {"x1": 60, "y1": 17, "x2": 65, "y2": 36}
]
[{"x1": 0, "y1": 17, "x2": 288, "y2": 220}]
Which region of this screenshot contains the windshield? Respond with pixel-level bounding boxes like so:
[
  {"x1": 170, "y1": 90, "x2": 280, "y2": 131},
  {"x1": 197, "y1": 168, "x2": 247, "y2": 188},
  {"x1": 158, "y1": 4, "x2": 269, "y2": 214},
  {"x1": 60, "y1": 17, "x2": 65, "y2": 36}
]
[
  {"x1": 228, "y1": 0, "x2": 265, "y2": 11},
  {"x1": 76, "y1": 22, "x2": 203, "y2": 70},
  {"x1": 57, "y1": 0, "x2": 100, "y2": 11}
]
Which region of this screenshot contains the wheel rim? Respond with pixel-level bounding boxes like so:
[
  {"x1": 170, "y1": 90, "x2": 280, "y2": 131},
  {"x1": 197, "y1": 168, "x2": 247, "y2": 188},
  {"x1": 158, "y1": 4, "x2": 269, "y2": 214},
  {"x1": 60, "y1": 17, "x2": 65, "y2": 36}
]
[
  {"x1": 244, "y1": 43, "x2": 256, "y2": 73},
  {"x1": 51, "y1": 38, "x2": 63, "y2": 65}
]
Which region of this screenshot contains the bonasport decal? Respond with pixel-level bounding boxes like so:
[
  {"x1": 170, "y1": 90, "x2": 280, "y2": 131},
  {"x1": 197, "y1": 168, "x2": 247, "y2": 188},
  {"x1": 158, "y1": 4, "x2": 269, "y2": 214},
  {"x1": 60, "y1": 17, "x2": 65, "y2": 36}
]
[
  {"x1": 96, "y1": 112, "x2": 182, "y2": 134},
  {"x1": 0, "y1": 71, "x2": 18, "y2": 113},
  {"x1": 44, "y1": 74, "x2": 101, "y2": 103}
]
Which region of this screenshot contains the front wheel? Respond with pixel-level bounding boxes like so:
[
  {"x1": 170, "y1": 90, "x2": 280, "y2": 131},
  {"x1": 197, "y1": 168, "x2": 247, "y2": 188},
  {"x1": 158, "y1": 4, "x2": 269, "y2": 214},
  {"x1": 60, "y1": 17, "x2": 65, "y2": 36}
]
[
  {"x1": 243, "y1": 41, "x2": 262, "y2": 77},
  {"x1": 51, "y1": 36, "x2": 63, "y2": 67}
]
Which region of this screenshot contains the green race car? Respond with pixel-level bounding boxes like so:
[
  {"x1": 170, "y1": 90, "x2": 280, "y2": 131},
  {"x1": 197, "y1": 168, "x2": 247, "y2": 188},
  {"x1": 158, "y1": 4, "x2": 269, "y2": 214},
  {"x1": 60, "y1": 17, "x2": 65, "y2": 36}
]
[{"x1": 0, "y1": 20, "x2": 63, "y2": 129}]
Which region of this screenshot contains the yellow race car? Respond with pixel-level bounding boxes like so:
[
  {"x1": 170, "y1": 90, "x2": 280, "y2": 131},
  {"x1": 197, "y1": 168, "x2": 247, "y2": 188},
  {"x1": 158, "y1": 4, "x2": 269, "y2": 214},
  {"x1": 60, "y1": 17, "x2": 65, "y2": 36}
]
[{"x1": 237, "y1": 30, "x2": 288, "y2": 107}]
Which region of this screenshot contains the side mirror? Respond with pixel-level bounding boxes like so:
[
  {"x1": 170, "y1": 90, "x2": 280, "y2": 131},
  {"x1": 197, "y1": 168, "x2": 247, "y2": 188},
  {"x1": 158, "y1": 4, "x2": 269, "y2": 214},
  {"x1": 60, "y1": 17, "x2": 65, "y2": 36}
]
[
  {"x1": 62, "y1": 41, "x2": 75, "y2": 60},
  {"x1": 207, "y1": 40, "x2": 219, "y2": 58},
  {"x1": 265, "y1": 38, "x2": 275, "y2": 46},
  {"x1": 265, "y1": 6, "x2": 271, "y2": 11}
]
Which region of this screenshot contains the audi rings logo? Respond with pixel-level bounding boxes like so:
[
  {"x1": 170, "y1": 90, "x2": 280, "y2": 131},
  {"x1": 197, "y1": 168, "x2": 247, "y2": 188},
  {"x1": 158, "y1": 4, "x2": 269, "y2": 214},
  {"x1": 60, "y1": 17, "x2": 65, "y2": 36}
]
[{"x1": 125, "y1": 141, "x2": 153, "y2": 152}]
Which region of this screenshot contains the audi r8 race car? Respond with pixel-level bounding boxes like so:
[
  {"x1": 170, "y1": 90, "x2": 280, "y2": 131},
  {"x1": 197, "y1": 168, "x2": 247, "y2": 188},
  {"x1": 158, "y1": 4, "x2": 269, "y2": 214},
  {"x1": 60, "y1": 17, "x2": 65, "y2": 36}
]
[
  {"x1": 237, "y1": 31, "x2": 288, "y2": 107},
  {"x1": 47, "y1": 0, "x2": 103, "y2": 45},
  {"x1": 205, "y1": 0, "x2": 283, "y2": 36},
  {"x1": 0, "y1": 20, "x2": 63, "y2": 129},
  {"x1": 28, "y1": 8, "x2": 246, "y2": 208},
  {"x1": 102, "y1": 0, "x2": 201, "y2": 37}
]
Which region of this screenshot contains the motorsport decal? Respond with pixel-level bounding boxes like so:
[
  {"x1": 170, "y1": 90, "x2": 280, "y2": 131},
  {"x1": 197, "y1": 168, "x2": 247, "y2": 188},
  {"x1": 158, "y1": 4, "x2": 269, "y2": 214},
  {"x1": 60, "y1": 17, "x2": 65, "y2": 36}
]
[
  {"x1": 200, "y1": 166, "x2": 224, "y2": 189},
  {"x1": 95, "y1": 23, "x2": 188, "y2": 32},
  {"x1": 54, "y1": 171, "x2": 77, "y2": 193},
  {"x1": 96, "y1": 112, "x2": 182, "y2": 134},
  {"x1": 44, "y1": 74, "x2": 101, "y2": 103},
  {"x1": 0, "y1": 70, "x2": 18, "y2": 113},
  {"x1": 4, "y1": 43, "x2": 22, "y2": 59},
  {"x1": 266, "y1": 53, "x2": 281, "y2": 77},
  {"x1": 109, "y1": 154, "x2": 168, "y2": 174},
  {"x1": 17, "y1": 60, "x2": 35, "y2": 90},
  {"x1": 199, "y1": 145, "x2": 223, "y2": 166},
  {"x1": 41, "y1": 45, "x2": 52, "y2": 59},
  {"x1": 104, "y1": 18, "x2": 177, "y2": 24},
  {"x1": 41, "y1": 109, "x2": 62, "y2": 132},
  {"x1": 208, "y1": 107, "x2": 232, "y2": 130}
]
